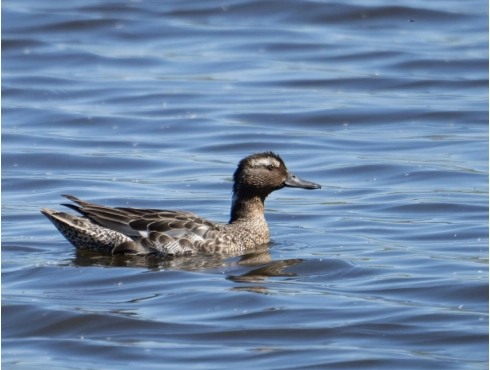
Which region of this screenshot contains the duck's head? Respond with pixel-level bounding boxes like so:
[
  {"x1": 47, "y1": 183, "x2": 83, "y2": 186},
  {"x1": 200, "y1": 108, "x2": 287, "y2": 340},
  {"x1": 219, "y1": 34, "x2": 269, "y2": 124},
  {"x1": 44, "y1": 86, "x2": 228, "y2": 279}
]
[{"x1": 232, "y1": 152, "x2": 321, "y2": 199}]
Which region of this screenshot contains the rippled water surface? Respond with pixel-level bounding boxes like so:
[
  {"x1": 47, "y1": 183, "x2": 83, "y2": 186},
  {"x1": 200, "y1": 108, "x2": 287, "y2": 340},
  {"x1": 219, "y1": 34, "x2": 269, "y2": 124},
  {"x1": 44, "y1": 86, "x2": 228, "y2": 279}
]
[{"x1": 2, "y1": 0, "x2": 488, "y2": 369}]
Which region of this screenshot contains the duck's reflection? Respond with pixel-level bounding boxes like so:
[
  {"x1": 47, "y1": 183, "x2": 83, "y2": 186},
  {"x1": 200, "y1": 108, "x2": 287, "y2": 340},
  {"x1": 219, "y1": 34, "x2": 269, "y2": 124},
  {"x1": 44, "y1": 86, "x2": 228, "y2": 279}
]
[
  {"x1": 71, "y1": 245, "x2": 304, "y2": 284},
  {"x1": 227, "y1": 258, "x2": 303, "y2": 283}
]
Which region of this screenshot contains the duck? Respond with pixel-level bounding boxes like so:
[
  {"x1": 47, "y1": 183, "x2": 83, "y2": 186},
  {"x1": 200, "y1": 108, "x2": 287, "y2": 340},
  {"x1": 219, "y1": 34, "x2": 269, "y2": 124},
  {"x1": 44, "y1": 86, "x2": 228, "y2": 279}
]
[{"x1": 41, "y1": 152, "x2": 321, "y2": 257}]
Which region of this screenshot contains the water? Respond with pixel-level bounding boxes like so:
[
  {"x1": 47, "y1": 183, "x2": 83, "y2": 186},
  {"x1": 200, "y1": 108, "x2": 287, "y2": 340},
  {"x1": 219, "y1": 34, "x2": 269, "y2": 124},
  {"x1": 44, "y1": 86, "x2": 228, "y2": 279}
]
[{"x1": 2, "y1": 0, "x2": 488, "y2": 369}]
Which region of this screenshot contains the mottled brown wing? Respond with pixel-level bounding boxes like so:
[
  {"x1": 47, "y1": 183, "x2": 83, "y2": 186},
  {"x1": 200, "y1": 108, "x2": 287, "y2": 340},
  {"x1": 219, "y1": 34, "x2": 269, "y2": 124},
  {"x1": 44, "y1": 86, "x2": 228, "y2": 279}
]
[
  {"x1": 129, "y1": 212, "x2": 234, "y2": 256},
  {"x1": 61, "y1": 194, "x2": 203, "y2": 237},
  {"x1": 61, "y1": 195, "x2": 233, "y2": 256}
]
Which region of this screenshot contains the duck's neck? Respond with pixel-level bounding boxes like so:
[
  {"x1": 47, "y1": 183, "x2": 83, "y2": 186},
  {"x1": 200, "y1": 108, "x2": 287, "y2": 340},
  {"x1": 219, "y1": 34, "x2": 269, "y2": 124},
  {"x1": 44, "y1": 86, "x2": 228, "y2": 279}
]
[{"x1": 229, "y1": 191, "x2": 266, "y2": 224}]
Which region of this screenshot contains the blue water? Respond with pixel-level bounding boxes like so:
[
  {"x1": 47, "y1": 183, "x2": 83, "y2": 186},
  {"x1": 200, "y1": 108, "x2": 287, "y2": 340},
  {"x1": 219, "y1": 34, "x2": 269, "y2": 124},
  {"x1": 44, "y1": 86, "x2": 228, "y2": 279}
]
[{"x1": 2, "y1": 0, "x2": 488, "y2": 369}]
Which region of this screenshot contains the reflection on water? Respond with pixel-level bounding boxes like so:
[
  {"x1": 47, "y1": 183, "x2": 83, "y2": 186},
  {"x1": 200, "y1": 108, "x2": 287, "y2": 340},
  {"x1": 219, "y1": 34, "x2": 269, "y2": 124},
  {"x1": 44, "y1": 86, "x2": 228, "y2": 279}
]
[
  {"x1": 70, "y1": 247, "x2": 273, "y2": 270},
  {"x1": 228, "y1": 258, "x2": 304, "y2": 283},
  {"x1": 72, "y1": 247, "x2": 303, "y2": 284}
]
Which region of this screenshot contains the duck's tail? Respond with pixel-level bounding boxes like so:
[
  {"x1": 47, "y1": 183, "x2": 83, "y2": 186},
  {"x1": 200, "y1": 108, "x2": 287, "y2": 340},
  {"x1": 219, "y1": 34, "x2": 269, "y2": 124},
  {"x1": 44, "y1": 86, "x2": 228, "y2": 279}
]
[{"x1": 41, "y1": 208, "x2": 135, "y2": 253}]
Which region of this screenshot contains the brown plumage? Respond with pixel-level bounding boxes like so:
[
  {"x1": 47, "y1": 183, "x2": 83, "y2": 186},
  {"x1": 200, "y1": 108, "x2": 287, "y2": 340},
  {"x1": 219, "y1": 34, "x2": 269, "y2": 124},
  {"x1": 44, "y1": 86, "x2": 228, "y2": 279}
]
[{"x1": 41, "y1": 152, "x2": 321, "y2": 257}]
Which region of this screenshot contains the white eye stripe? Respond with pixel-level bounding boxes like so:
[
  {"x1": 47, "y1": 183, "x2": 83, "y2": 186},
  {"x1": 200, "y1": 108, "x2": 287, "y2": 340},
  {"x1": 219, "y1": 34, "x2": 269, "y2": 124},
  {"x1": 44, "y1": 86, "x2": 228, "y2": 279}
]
[{"x1": 250, "y1": 157, "x2": 280, "y2": 168}]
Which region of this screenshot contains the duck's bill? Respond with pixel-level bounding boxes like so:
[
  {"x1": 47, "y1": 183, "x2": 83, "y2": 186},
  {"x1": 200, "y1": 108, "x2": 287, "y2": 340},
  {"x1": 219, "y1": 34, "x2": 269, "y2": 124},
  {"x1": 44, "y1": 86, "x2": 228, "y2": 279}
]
[{"x1": 284, "y1": 172, "x2": 321, "y2": 189}]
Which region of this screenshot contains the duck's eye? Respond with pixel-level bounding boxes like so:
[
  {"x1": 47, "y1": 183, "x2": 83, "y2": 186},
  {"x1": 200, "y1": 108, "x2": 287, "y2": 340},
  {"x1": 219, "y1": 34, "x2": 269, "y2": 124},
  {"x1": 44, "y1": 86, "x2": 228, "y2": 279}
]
[{"x1": 267, "y1": 164, "x2": 274, "y2": 171}]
